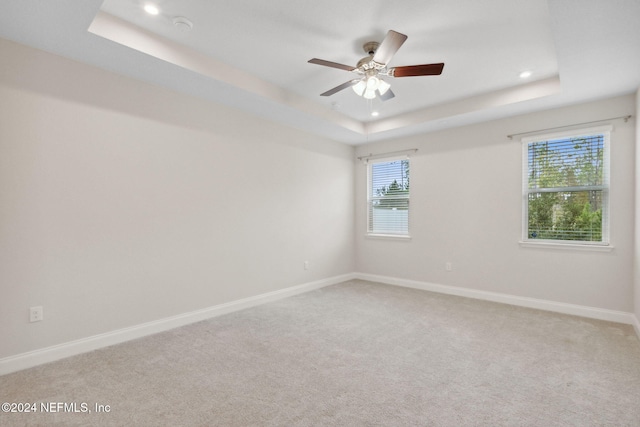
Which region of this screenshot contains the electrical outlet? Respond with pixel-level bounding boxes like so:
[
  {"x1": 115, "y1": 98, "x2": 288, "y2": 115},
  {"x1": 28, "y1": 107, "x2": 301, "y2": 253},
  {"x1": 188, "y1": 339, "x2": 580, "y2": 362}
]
[
  {"x1": 304, "y1": 261, "x2": 310, "y2": 270},
  {"x1": 30, "y1": 306, "x2": 43, "y2": 322},
  {"x1": 445, "y1": 262, "x2": 453, "y2": 272}
]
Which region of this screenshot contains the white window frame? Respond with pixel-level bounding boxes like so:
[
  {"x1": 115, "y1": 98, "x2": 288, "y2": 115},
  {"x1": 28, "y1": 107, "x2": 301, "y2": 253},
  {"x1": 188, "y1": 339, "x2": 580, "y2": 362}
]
[
  {"x1": 520, "y1": 126, "x2": 611, "y2": 250},
  {"x1": 366, "y1": 155, "x2": 411, "y2": 239}
]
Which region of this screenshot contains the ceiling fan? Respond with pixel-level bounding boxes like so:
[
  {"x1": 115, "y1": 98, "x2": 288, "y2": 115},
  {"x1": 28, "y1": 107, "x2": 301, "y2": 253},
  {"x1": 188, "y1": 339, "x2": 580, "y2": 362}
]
[{"x1": 309, "y1": 30, "x2": 444, "y2": 101}]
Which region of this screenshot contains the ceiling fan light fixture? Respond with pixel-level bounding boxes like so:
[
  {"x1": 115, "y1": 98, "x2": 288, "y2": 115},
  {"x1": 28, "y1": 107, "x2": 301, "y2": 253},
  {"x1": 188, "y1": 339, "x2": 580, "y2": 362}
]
[
  {"x1": 363, "y1": 89, "x2": 377, "y2": 99},
  {"x1": 352, "y1": 79, "x2": 367, "y2": 96},
  {"x1": 353, "y1": 75, "x2": 389, "y2": 99}
]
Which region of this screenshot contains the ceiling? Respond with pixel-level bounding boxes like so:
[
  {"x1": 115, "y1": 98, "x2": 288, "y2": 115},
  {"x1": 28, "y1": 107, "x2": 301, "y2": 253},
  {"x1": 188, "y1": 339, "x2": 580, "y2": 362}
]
[{"x1": 0, "y1": 0, "x2": 638, "y2": 144}]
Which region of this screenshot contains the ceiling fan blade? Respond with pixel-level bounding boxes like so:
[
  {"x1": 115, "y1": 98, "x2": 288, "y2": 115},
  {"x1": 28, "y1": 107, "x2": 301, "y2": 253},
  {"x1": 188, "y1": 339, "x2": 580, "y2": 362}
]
[
  {"x1": 391, "y1": 63, "x2": 445, "y2": 77},
  {"x1": 308, "y1": 58, "x2": 356, "y2": 72},
  {"x1": 372, "y1": 30, "x2": 408, "y2": 65},
  {"x1": 376, "y1": 88, "x2": 395, "y2": 101},
  {"x1": 320, "y1": 80, "x2": 360, "y2": 96}
]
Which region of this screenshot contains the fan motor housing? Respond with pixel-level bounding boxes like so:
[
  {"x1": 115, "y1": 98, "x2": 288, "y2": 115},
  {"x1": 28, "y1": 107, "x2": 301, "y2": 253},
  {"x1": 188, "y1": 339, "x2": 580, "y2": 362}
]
[
  {"x1": 357, "y1": 41, "x2": 384, "y2": 70},
  {"x1": 362, "y1": 41, "x2": 379, "y2": 55}
]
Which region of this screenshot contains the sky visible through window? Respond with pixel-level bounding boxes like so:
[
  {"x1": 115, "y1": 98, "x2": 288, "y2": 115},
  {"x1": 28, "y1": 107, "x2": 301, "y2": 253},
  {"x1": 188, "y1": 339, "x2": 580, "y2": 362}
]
[{"x1": 371, "y1": 160, "x2": 408, "y2": 196}]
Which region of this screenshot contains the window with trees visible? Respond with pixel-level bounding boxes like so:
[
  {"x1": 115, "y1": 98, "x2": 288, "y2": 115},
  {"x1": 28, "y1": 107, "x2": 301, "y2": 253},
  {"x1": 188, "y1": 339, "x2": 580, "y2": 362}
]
[
  {"x1": 522, "y1": 127, "x2": 610, "y2": 245},
  {"x1": 367, "y1": 158, "x2": 410, "y2": 236}
]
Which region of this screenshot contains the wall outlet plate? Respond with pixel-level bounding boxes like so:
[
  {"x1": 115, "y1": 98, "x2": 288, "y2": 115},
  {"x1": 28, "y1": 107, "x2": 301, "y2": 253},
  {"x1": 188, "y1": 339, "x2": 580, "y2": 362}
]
[{"x1": 30, "y1": 306, "x2": 43, "y2": 322}]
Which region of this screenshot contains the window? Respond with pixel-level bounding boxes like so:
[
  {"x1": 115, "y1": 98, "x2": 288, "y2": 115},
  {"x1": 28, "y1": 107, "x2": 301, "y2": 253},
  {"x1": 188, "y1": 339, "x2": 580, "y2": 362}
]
[
  {"x1": 367, "y1": 157, "x2": 410, "y2": 236},
  {"x1": 522, "y1": 127, "x2": 610, "y2": 245}
]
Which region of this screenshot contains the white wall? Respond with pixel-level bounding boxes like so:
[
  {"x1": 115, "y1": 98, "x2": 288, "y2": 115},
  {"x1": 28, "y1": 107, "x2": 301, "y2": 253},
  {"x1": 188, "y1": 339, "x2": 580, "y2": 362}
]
[
  {"x1": 635, "y1": 88, "x2": 640, "y2": 326},
  {"x1": 0, "y1": 39, "x2": 355, "y2": 359},
  {"x1": 356, "y1": 95, "x2": 636, "y2": 312},
  {"x1": 1, "y1": 36, "x2": 637, "y2": 366}
]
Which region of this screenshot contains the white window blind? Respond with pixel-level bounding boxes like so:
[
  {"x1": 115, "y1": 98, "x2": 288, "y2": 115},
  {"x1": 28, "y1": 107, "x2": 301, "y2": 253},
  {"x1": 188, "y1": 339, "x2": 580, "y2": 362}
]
[
  {"x1": 523, "y1": 127, "x2": 610, "y2": 244},
  {"x1": 368, "y1": 158, "x2": 410, "y2": 236}
]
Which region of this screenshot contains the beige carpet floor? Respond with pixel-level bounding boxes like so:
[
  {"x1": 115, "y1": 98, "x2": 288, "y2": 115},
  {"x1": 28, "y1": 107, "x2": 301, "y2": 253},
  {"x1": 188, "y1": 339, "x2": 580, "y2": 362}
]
[{"x1": 1, "y1": 279, "x2": 640, "y2": 426}]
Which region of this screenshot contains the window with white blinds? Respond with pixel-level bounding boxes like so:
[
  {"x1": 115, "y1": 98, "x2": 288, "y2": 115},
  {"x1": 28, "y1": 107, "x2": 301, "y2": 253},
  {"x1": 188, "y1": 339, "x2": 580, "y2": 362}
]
[
  {"x1": 522, "y1": 127, "x2": 610, "y2": 244},
  {"x1": 367, "y1": 158, "x2": 410, "y2": 236}
]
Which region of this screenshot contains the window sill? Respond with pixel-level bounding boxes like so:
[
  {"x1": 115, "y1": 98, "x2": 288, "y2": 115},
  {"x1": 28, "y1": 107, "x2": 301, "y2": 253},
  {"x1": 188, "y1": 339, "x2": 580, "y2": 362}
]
[
  {"x1": 366, "y1": 233, "x2": 412, "y2": 241},
  {"x1": 518, "y1": 241, "x2": 614, "y2": 252}
]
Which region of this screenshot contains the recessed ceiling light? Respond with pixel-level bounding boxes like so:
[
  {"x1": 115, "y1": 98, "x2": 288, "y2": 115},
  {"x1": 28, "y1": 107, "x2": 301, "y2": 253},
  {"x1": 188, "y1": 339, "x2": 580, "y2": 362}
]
[
  {"x1": 371, "y1": 111, "x2": 379, "y2": 117},
  {"x1": 144, "y1": 4, "x2": 160, "y2": 15},
  {"x1": 519, "y1": 71, "x2": 532, "y2": 79}
]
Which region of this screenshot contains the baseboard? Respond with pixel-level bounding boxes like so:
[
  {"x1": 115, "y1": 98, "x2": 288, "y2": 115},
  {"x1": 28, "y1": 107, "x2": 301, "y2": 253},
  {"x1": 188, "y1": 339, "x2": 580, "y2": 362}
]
[
  {"x1": 2, "y1": 272, "x2": 636, "y2": 376},
  {"x1": 355, "y1": 273, "x2": 637, "y2": 327},
  {"x1": 0, "y1": 273, "x2": 355, "y2": 376},
  {"x1": 632, "y1": 314, "x2": 640, "y2": 341}
]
